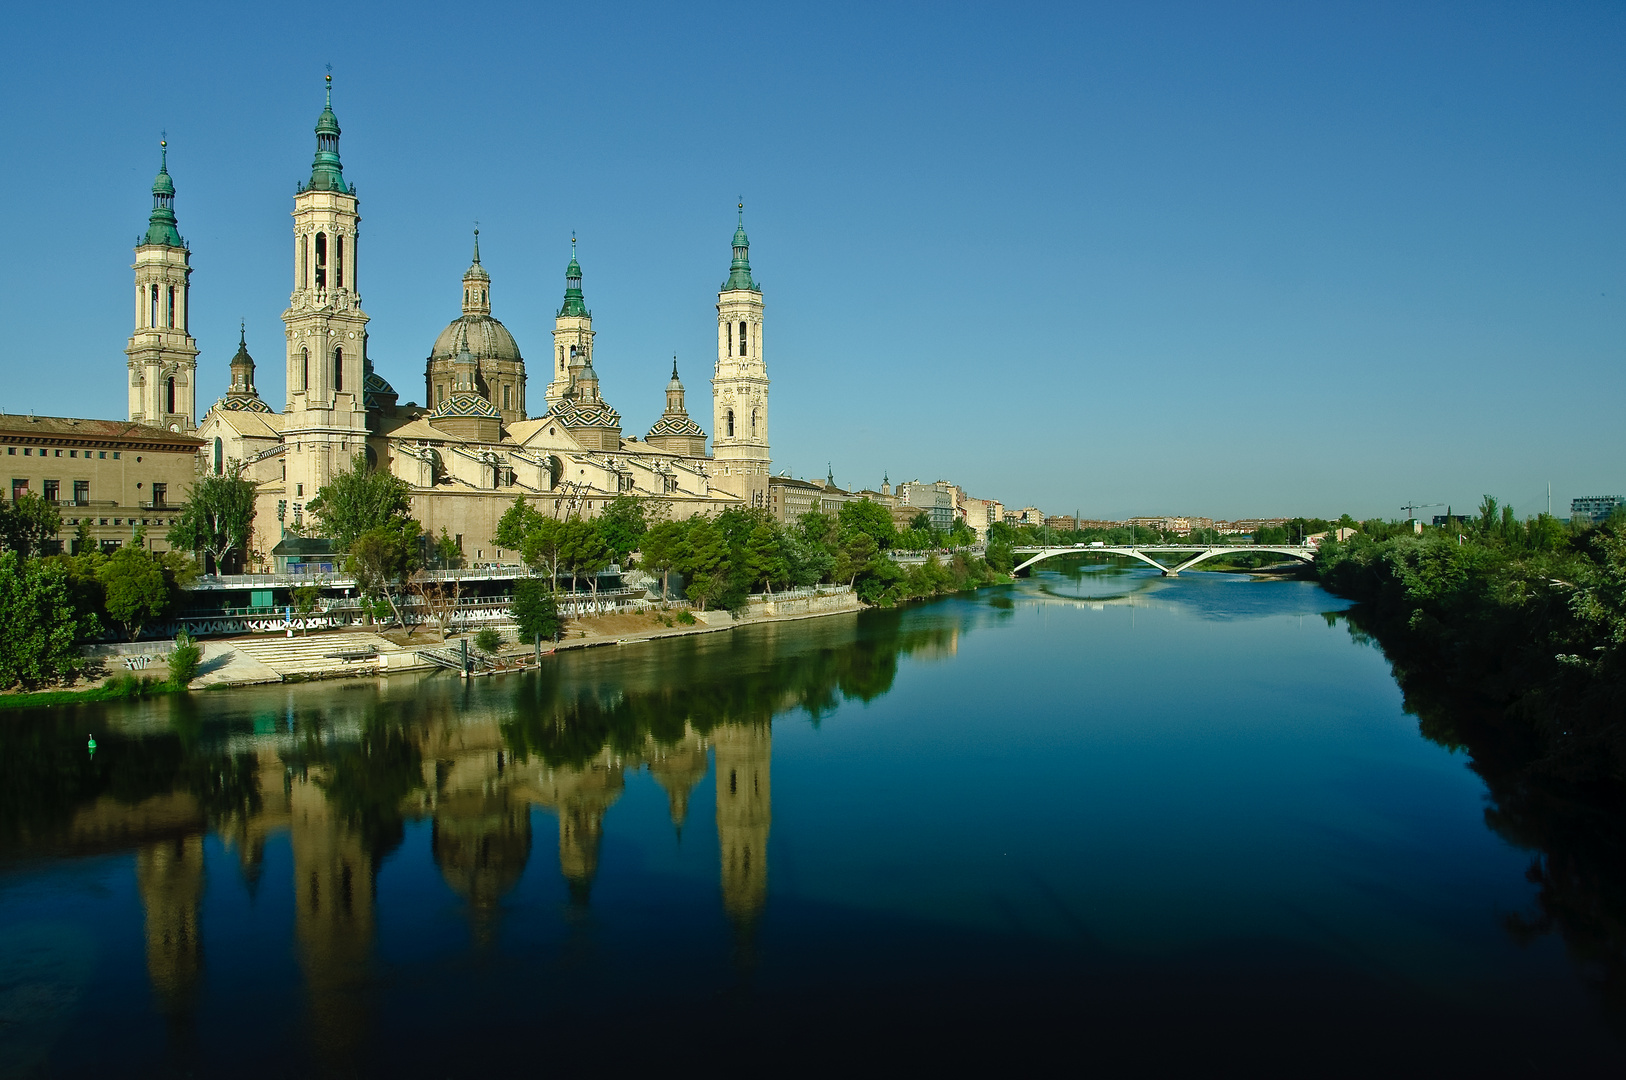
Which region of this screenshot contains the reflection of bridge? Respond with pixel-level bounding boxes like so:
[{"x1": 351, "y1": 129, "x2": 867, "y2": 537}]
[{"x1": 1012, "y1": 543, "x2": 1317, "y2": 577}]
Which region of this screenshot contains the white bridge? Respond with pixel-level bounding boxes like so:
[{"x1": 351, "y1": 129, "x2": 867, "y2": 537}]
[{"x1": 1012, "y1": 543, "x2": 1317, "y2": 577}]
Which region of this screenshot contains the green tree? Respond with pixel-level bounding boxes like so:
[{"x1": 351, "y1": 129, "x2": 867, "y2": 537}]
[
  {"x1": 167, "y1": 466, "x2": 257, "y2": 574},
  {"x1": 346, "y1": 518, "x2": 422, "y2": 627},
  {"x1": 832, "y1": 531, "x2": 879, "y2": 586},
  {"x1": 640, "y1": 519, "x2": 688, "y2": 600},
  {"x1": 597, "y1": 495, "x2": 650, "y2": 563},
  {"x1": 512, "y1": 579, "x2": 561, "y2": 642},
  {"x1": 167, "y1": 630, "x2": 202, "y2": 687},
  {"x1": 560, "y1": 519, "x2": 610, "y2": 612},
  {"x1": 495, "y1": 496, "x2": 544, "y2": 551},
  {"x1": 680, "y1": 518, "x2": 729, "y2": 610},
  {"x1": 308, "y1": 453, "x2": 412, "y2": 550},
  {"x1": 0, "y1": 493, "x2": 62, "y2": 558},
  {"x1": 745, "y1": 521, "x2": 791, "y2": 594},
  {"x1": 0, "y1": 552, "x2": 97, "y2": 687},
  {"x1": 839, "y1": 499, "x2": 897, "y2": 550},
  {"x1": 292, "y1": 583, "x2": 322, "y2": 636},
  {"x1": 435, "y1": 527, "x2": 463, "y2": 569},
  {"x1": 97, "y1": 546, "x2": 172, "y2": 640},
  {"x1": 908, "y1": 511, "x2": 932, "y2": 533}
]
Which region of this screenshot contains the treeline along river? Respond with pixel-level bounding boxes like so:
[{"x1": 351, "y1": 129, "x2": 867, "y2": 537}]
[{"x1": 1, "y1": 561, "x2": 1622, "y2": 1073}]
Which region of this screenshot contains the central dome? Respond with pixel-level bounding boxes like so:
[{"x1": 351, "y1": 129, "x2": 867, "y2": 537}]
[{"x1": 431, "y1": 314, "x2": 521, "y2": 363}]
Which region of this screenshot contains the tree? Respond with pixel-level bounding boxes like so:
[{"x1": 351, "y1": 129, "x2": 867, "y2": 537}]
[
  {"x1": 597, "y1": 495, "x2": 650, "y2": 563},
  {"x1": 308, "y1": 453, "x2": 412, "y2": 550},
  {"x1": 832, "y1": 531, "x2": 879, "y2": 586},
  {"x1": 97, "y1": 546, "x2": 172, "y2": 640},
  {"x1": 0, "y1": 493, "x2": 62, "y2": 558},
  {"x1": 0, "y1": 552, "x2": 97, "y2": 687},
  {"x1": 168, "y1": 466, "x2": 257, "y2": 574},
  {"x1": 640, "y1": 519, "x2": 687, "y2": 600},
  {"x1": 435, "y1": 527, "x2": 463, "y2": 570},
  {"x1": 346, "y1": 518, "x2": 422, "y2": 627},
  {"x1": 839, "y1": 499, "x2": 897, "y2": 550},
  {"x1": 908, "y1": 511, "x2": 932, "y2": 533},
  {"x1": 495, "y1": 496, "x2": 544, "y2": 551},
  {"x1": 292, "y1": 583, "x2": 323, "y2": 636},
  {"x1": 560, "y1": 519, "x2": 610, "y2": 613},
  {"x1": 512, "y1": 579, "x2": 560, "y2": 643},
  {"x1": 678, "y1": 518, "x2": 730, "y2": 611},
  {"x1": 745, "y1": 521, "x2": 790, "y2": 594},
  {"x1": 168, "y1": 630, "x2": 201, "y2": 687}
]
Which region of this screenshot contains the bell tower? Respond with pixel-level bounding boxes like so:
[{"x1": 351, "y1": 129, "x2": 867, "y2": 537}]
[
  {"x1": 125, "y1": 140, "x2": 199, "y2": 432},
  {"x1": 711, "y1": 204, "x2": 769, "y2": 506},
  {"x1": 281, "y1": 73, "x2": 370, "y2": 513},
  {"x1": 546, "y1": 238, "x2": 594, "y2": 408}
]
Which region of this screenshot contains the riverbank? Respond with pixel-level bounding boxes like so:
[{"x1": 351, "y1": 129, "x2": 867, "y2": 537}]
[{"x1": 15, "y1": 591, "x2": 867, "y2": 693}]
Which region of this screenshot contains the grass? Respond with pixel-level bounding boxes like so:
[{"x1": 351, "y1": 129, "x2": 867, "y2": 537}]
[{"x1": 0, "y1": 673, "x2": 186, "y2": 711}]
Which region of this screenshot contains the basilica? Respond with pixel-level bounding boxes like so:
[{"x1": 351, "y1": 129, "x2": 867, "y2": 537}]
[{"x1": 134, "y1": 78, "x2": 770, "y2": 566}]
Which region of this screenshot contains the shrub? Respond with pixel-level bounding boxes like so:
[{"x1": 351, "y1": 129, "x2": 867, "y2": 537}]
[
  {"x1": 167, "y1": 631, "x2": 201, "y2": 687},
  {"x1": 474, "y1": 627, "x2": 503, "y2": 654},
  {"x1": 676, "y1": 610, "x2": 697, "y2": 626}
]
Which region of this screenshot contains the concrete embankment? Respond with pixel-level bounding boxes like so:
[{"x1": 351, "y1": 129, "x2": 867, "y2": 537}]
[{"x1": 184, "y1": 588, "x2": 863, "y2": 689}]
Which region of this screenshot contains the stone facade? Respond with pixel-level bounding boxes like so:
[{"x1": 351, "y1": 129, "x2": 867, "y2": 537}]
[
  {"x1": 1, "y1": 415, "x2": 202, "y2": 554},
  {"x1": 187, "y1": 82, "x2": 775, "y2": 567},
  {"x1": 126, "y1": 142, "x2": 198, "y2": 434}
]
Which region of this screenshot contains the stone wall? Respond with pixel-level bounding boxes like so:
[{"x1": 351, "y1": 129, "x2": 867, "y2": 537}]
[{"x1": 741, "y1": 586, "x2": 860, "y2": 618}]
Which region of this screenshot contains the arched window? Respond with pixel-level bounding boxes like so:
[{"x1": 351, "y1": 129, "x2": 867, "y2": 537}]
[
  {"x1": 726, "y1": 322, "x2": 732, "y2": 357},
  {"x1": 315, "y1": 232, "x2": 327, "y2": 288},
  {"x1": 481, "y1": 289, "x2": 487, "y2": 304},
  {"x1": 751, "y1": 408, "x2": 758, "y2": 436},
  {"x1": 150, "y1": 284, "x2": 159, "y2": 327},
  {"x1": 301, "y1": 347, "x2": 310, "y2": 391},
  {"x1": 166, "y1": 377, "x2": 176, "y2": 414},
  {"x1": 167, "y1": 286, "x2": 176, "y2": 328},
  {"x1": 333, "y1": 347, "x2": 343, "y2": 392},
  {"x1": 740, "y1": 321, "x2": 748, "y2": 356},
  {"x1": 213, "y1": 437, "x2": 223, "y2": 475},
  {"x1": 301, "y1": 235, "x2": 309, "y2": 289},
  {"x1": 335, "y1": 235, "x2": 344, "y2": 288},
  {"x1": 558, "y1": 345, "x2": 565, "y2": 371},
  {"x1": 464, "y1": 289, "x2": 469, "y2": 305},
  {"x1": 503, "y1": 385, "x2": 512, "y2": 410},
  {"x1": 727, "y1": 409, "x2": 735, "y2": 437}
]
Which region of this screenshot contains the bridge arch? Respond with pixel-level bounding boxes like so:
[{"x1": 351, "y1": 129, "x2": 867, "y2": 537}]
[{"x1": 1011, "y1": 545, "x2": 1316, "y2": 577}]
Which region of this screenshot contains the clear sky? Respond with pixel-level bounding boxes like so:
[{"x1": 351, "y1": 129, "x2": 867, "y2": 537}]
[{"x1": 2, "y1": 1, "x2": 1620, "y2": 520}]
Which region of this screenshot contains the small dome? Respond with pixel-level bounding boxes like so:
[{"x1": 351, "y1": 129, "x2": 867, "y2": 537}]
[
  {"x1": 431, "y1": 315, "x2": 522, "y2": 363},
  {"x1": 152, "y1": 169, "x2": 175, "y2": 197}
]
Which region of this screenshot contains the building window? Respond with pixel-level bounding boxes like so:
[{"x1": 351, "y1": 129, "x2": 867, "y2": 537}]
[
  {"x1": 113, "y1": 452, "x2": 121, "y2": 460},
  {"x1": 43, "y1": 480, "x2": 58, "y2": 503},
  {"x1": 167, "y1": 286, "x2": 176, "y2": 328},
  {"x1": 98, "y1": 451, "x2": 106, "y2": 459},
  {"x1": 302, "y1": 347, "x2": 310, "y2": 391},
  {"x1": 464, "y1": 289, "x2": 469, "y2": 306},
  {"x1": 166, "y1": 377, "x2": 176, "y2": 415},
  {"x1": 726, "y1": 324, "x2": 732, "y2": 357},
  {"x1": 296, "y1": 484, "x2": 303, "y2": 497},
  {"x1": 481, "y1": 289, "x2": 487, "y2": 304},
  {"x1": 503, "y1": 385, "x2": 511, "y2": 410},
  {"x1": 74, "y1": 481, "x2": 88, "y2": 505},
  {"x1": 751, "y1": 408, "x2": 759, "y2": 437},
  {"x1": 150, "y1": 284, "x2": 159, "y2": 327},
  {"x1": 336, "y1": 235, "x2": 345, "y2": 288},
  {"x1": 213, "y1": 438, "x2": 223, "y2": 475},
  {"x1": 740, "y1": 321, "x2": 748, "y2": 356},
  {"x1": 726, "y1": 409, "x2": 735, "y2": 437},
  {"x1": 302, "y1": 234, "x2": 309, "y2": 289},
  {"x1": 334, "y1": 347, "x2": 343, "y2": 392},
  {"x1": 152, "y1": 483, "x2": 166, "y2": 508},
  {"x1": 315, "y1": 232, "x2": 327, "y2": 288}
]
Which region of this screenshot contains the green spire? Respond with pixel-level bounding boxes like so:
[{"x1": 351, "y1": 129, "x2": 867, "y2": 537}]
[
  {"x1": 723, "y1": 200, "x2": 758, "y2": 292},
  {"x1": 307, "y1": 72, "x2": 350, "y2": 194},
  {"x1": 141, "y1": 138, "x2": 184, "y2": 248},
  {"x1": 558, "y1": 235, "x2": 589, "y2": 317}
]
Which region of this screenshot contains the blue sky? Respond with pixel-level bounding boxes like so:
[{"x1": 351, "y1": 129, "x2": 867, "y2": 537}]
[{"x1": 2, "y1": 1, "x2": 1620, "y2": 520}]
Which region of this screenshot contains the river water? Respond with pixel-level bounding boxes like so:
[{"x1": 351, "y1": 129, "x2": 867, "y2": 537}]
[{"x1": 1, "y1": 563, "x2": 1621, "y2": 1074}]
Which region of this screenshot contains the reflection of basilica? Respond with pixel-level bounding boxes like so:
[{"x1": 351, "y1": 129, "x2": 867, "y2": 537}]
[{"x1": 59, "y1": 711, "x2": 771, "y2": 1035}]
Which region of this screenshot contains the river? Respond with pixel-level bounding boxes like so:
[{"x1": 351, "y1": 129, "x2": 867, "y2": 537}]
[{"x1": 1, "y1": 562, "x2": 1621, "y2": 1074}]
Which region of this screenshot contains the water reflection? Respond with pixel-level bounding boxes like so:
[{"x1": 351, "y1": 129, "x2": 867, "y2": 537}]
[{"x1": 0, "y1": 607, "x2": 965, "y2": 1055}]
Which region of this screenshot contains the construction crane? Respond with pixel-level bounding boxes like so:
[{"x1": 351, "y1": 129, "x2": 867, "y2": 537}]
[{"x1": 1400, "y1": 501, "x2": 1443, "y2": 522}]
